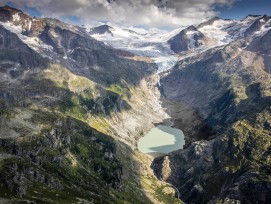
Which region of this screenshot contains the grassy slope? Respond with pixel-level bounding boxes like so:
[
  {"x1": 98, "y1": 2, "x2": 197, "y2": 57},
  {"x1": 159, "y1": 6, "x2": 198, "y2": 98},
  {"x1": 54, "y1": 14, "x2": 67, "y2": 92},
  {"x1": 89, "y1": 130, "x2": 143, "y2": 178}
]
[{"x1": 0, "y1": 63, "x2": 181, "y2": 203}]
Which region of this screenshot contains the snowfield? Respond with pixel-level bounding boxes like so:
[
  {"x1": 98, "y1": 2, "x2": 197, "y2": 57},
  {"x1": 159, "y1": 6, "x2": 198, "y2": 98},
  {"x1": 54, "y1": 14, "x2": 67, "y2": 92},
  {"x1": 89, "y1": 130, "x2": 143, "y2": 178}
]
[
  {"x1": 89, "y1": 15, "x2": 270, "y2": 74},
  {"x1": 90, "y1": 26, "x2": 181, "y2": 73},
  {"x1": 1, "y1": 11, "x2": 271, "y2": 74}
]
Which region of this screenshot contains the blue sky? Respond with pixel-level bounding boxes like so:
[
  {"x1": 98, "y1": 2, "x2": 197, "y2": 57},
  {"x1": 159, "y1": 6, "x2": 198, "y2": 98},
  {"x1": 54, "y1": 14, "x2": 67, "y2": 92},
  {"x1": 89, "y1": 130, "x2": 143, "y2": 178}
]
[
  {"x1": 217, "y1": 0, "x2": 271, "y2": 19},
  {"x1": 2, "y1": 0, "x2": 271, "y2": 28}
]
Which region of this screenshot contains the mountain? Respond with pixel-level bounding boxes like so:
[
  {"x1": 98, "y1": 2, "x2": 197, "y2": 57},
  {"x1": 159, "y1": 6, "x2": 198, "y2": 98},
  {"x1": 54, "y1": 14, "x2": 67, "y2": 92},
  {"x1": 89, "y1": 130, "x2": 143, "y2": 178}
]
[
  {"x1": 167, "y1": 25, "x2": 205, "y2": 53},
  {"x1": 89, "y1": 12, "x2": 271, "y2": 203},
  {"x1": 151, "y1": 18, "x2": 271, "y2": 204},
  {"x1": 87, "y1": 25, "x2": 114, "y2": 36},
  {"x1": 0, "y1": 4, "x2": 271, "y2": 204},
  {"x1": 89, "y1": 24, "x2": 182, "y2": 73},
  {"x1": 167, "y1": 15, "x2": 271, "y2": 54},
  {"x1": 0, "y1": 5, "x2": 180, "y2": 203}
]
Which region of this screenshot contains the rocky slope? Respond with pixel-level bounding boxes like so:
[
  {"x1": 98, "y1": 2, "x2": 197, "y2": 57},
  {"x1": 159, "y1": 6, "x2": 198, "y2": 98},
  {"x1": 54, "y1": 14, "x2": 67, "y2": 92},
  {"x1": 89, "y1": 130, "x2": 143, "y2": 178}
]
[
  {"x1": 152, "y1": 22, "x2": 271, "y2": 203},
  {"x1": 0, "y1": 5, "x2": 180, "y2": 203},
  {"x1": 64, "y1": 12, "x2": 271, "y2": 204},
  {"x1": 167, "y1": 26, "x2": 205, "y2": 53},
  {"x1": 168, "y1": 15, "x2": 271, "y2": 54}
]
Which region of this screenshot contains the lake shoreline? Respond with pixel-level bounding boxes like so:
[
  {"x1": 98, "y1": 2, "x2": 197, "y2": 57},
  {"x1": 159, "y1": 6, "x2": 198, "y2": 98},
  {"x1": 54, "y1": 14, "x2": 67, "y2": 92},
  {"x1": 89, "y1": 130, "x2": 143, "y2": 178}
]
[{"x1": 138, "y1": 125, "x2": 185, "y2": 155}]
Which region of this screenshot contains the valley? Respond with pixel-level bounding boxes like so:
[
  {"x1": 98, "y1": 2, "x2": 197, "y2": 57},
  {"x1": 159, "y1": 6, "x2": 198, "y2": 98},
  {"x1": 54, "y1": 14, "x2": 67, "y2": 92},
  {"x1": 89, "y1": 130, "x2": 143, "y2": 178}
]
[{"x1": 0, "y1": 5, "x2": 271, "y2": 204}]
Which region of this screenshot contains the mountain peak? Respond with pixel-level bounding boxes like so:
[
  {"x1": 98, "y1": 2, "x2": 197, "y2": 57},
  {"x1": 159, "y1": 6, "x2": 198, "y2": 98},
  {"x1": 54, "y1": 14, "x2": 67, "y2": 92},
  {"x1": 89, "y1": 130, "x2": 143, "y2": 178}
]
[
  {"x1": 186, "y1": 25, "x2": 198, "y2": 31},
  {"x1": 246, "y1": 14, "x2": 262, "y2": 18},
  {"x1": 1, "y1": 5, "x2": 23, "y2": 13},
  {"x1": 197, "y1": 17, "x2": 221, "y2": 28},
  {"x1": 0, "y1": 5, "x2": 29, "y2": 23},
  {"x1": 89, "y1": 24, "x2": 114, "y2": 35}
]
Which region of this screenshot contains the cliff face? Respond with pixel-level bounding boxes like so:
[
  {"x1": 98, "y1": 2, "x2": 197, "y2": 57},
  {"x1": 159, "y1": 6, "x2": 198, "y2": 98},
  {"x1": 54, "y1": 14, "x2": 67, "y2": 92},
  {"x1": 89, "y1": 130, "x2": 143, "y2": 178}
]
[
  {"x1": 152, "y1": 31, "x2": 271, "y2": 203},
  {"x1": 168, "y1": 26, "x2": 205, "y2": 53}
]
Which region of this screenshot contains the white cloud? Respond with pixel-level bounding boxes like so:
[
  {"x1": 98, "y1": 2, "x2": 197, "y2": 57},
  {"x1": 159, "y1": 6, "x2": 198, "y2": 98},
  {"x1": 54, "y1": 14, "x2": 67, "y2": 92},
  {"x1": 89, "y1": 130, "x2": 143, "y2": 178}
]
[{"x1": 0, "y1": 0, "x2": 237, "y2": 28}]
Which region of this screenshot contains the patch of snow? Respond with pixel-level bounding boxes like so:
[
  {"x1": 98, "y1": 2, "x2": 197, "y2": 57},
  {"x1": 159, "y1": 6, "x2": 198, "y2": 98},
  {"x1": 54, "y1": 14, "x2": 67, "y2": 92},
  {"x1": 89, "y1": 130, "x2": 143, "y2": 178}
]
[
  {"x1": 28, "y1": 20, "x2": 32, "y2": 31},
  {"x1": 254, "y1": 19, "x2": 271, "y2": 36},
  {"x1": 85, "y1": 26, "x2": 91, "y2": 32},
  {"x1": 226, "y1": 16, "x2": 262, "y2": 38},
  {"x1": 12, "y1": 13, "x2": 20, "y2": 22},
  {"x1": 67, "y1": 49, "x2": 74, "y2": 54},
  {"x1": 0, "y1": 21, "x2": 53, "y2": 53},
  {"x1": 198, "y1": 16, "x2": 261, "y2": 46},
  {"x1": 21, "y1": 35, "x2": 53, "y2": 52},
  {"x1": 111, "y1": 27, "x2": 133, "y2": 38},
  {"x1": 199, "y1": 19, "x2": 233, "y2": 46},
  {"x1": 186, "y1": 30, "x2": 197, "y2": 49},
  {"x1": 0, "y1": 21, "x2": 22, "y2": 34},
  {"x1": 50, "y1": 30, "x2": 59, "y2": 38}
]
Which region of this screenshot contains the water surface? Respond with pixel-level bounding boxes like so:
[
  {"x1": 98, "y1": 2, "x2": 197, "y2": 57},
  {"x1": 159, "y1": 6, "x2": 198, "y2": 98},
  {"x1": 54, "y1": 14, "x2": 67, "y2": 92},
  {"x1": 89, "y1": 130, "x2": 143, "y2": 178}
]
[{"x1": 138, "y1": 125, "x2": 185, "y2": 154}]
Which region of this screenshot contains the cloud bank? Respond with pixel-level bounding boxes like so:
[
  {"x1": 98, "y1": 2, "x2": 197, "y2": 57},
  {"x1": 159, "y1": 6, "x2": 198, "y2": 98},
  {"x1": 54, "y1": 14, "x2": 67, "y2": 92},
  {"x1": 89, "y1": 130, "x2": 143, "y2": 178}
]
[{"x1": 0, "y1": 0, "x2": 237, "y2": 28}]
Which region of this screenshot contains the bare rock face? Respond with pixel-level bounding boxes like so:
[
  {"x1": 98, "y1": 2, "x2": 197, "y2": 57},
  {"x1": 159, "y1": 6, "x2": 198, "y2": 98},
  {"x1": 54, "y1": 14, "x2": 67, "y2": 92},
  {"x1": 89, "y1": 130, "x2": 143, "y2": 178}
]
[
  {"x1": 88, "y1": 25, "x2": 114, "y2": 36},
  {"x1": 168, "y1": 26, "x2": 205, "y2": 53},
  {"x1": 259, "y1": 30, "x2": 271, "y2": 53},
  {"x1": 244, "y1": 15, "x2": 271, "y2": 37},
  {"x1": 0, "y1": 6, "x2": 46, "y2": 36}
]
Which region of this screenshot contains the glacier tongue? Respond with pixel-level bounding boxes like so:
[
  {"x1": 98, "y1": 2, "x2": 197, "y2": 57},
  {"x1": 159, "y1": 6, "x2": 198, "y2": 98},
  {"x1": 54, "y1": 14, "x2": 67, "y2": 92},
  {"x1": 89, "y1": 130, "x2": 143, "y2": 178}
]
[
  {"x1": 88, "y1": 15, "x2": 269, "y2": 75},
  {"x1": 154, "y1": 56, "x2": 179, "y2": 73},
  {"x1": 90, "y1": 26, "x2": 180, "y2": 73}
]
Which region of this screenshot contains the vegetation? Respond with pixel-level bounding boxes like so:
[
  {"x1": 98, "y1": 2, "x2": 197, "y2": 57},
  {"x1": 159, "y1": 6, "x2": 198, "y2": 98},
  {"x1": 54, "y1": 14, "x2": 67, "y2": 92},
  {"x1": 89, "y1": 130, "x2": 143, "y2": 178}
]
[{"x1": 0, "y1": 61, "x2": 172, "y2": 203}]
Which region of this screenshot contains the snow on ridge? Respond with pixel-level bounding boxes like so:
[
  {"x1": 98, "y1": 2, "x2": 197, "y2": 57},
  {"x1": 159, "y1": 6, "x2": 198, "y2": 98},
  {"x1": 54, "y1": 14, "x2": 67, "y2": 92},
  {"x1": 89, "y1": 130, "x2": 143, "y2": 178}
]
[
  {"x1": 254, "y1": 19, "x2": 271, "y2": 36},
  {"x1": 198, "y1": 19, "x2": 234, "y2": 46},
  {"x1": 227, "y1": 15, "x2": 262, "y2": 38},
  {"x1": 186, "y1": 30, "x2": 199, "y2": 49},
  {"x1": 198, "y1": 15, "x2": 262, "y2": 46},
  {"x1": 0, "y1": 21, "x2": 53, "y2": 53},
  {"x1": 12, "y1": 13, "x2": 20, "y2": 21},
  {"x1": 90, "y1": 25, "x2": 183, "y2": 73},
  {"x1": 28, "y1": 20, "x2": 32, "y2": 31}
]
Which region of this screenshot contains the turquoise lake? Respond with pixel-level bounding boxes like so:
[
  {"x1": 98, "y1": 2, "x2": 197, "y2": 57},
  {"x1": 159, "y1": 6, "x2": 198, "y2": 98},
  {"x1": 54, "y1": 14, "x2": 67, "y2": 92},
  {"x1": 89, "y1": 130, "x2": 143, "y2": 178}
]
[{"x1": 138, "y1": 125, "x2": 185, "y2": 154}]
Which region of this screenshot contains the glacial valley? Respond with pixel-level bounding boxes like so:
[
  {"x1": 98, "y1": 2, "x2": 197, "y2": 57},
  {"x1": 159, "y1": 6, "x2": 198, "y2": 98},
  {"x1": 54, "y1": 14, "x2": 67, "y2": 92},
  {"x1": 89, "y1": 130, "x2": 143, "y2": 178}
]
[{"x1": 0, "y1": 5, "x2": 271, "y2": 204}]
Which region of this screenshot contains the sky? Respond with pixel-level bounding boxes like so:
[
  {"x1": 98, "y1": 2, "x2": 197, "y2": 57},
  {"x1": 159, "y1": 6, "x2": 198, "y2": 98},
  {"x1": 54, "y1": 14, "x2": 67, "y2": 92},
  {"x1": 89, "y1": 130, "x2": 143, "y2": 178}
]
[{"x1": 1, "y1": 0, "x2": 271, "y2": 29}]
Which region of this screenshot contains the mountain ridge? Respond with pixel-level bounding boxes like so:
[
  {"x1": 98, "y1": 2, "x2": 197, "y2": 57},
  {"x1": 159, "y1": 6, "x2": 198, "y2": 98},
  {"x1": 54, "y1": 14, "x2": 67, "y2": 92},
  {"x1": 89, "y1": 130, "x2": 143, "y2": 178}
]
[
  {"x1": 0, "y1": 5, "x2": 271, "y2": 204},
  {"x1": 0, "y1": 5, "x2": 181, "y2": 203}
]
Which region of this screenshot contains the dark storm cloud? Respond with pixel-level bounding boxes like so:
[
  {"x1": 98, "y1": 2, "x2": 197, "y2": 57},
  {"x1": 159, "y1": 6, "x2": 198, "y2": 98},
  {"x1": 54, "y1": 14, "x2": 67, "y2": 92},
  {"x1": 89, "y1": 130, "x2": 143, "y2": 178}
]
[{"x1": 0, "y1": 0, "x2": 237, "y2": 27}]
